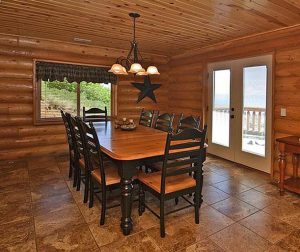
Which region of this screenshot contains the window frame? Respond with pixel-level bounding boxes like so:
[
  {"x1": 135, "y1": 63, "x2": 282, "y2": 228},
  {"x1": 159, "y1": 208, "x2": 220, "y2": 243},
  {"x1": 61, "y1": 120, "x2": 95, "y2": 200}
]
[{"x1": 33, "y1": 59, "x2": 117, "y2": 125}]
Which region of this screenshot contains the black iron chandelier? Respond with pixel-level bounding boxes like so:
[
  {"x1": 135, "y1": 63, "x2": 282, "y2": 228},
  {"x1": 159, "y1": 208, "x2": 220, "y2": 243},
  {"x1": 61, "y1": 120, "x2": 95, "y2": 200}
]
[{"x1": 108, "y1": 13, "x2": 160, "y2": 76}]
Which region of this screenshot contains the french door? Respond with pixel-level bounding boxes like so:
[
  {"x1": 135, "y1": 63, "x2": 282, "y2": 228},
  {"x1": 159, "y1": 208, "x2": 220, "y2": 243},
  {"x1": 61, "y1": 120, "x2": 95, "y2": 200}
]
[{"x1": 207, "y1": 55, "x2": 272, "y2": 173}]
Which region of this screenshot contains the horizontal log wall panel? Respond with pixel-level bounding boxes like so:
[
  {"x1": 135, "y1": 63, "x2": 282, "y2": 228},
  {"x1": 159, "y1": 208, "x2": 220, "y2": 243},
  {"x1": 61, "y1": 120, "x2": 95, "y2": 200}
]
[
  {"x1": 0, "y1": 33, "x2": 170, "y2": 160},
  {"x1": 169, "y1": 26, "x2": 300, "y2": 180},
  {"x1": 0, "y1": 78, "x2": 33, "y2": 93},
  {"x1": 0, "y1": 103, "x2": 32, "y2": 115}
]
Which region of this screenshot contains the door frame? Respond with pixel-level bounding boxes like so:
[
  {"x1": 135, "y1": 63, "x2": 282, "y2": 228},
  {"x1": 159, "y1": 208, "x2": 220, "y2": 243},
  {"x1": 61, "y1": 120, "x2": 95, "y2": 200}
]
[{"x1": 204, "y1": 54, "x2": 274, "y2": 174}]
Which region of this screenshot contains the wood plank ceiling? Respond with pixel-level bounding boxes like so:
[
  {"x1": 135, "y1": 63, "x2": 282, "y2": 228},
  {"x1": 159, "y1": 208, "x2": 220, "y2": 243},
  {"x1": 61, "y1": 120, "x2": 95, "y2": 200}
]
[{"x1": 0, "y1": 0, "x2": 300, "y2": 56}]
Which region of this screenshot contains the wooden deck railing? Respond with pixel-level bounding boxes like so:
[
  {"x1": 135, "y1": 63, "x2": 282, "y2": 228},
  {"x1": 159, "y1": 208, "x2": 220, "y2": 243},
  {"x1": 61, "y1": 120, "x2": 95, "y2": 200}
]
[{"x1": 213, "y1": 107, "x2": 265, "y2": 135}]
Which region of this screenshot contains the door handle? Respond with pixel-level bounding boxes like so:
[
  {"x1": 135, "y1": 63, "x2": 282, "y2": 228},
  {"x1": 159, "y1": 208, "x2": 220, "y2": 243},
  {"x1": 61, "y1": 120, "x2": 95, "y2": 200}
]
[{"x1": 230, "y1": 115, "x2": 234, "y2": 119}]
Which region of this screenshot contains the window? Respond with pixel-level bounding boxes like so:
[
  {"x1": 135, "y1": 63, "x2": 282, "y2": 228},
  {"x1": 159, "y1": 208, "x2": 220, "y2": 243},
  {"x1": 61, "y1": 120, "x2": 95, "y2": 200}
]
[{"x1": 34, "y1": 61, "x2": 117, "y2": 124}]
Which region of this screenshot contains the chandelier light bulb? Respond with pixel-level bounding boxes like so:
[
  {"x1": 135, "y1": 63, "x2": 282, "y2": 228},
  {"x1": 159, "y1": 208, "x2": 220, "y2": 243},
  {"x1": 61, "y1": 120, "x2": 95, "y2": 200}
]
[
  {"x1": 128, "y1": 63, "x2": 143, "y2": 73},
  {"x1": 109, "y1": 64, "x2": 128, "y2": 75},
  {"x1": 146, "y1": 66, "x2": 160, "y2": 75}
]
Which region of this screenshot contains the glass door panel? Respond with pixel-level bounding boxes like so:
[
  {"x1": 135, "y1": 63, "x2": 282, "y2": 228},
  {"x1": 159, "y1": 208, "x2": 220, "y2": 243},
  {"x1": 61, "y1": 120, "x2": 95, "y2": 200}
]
[
  {"x1": 242, "y1": 66, "x2": 267, "y2": 156},
  {"x1": 212, "y1": 69, "x2": 231, "y2": 147}
]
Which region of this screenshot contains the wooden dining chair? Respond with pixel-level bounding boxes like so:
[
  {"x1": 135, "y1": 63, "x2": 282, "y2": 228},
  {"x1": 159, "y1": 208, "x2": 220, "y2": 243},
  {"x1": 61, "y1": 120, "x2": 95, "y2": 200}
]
[
  {"x1": 176, "y1": 114, "x2": 201, "y2": 133},
  {"x1": 138, "y1": 126, "x2": 207, "y2": 237},
  {"x1": 139, "y1": 108, "x2": 155, "y2": 127},
  {"x1": 83, "y1": 107, "x2": 108, "y2": 122},
  {"x1": 76, "y1": 117, "x2": 120, "y2": 225},
  {"x1": 60, "y1": 110, "x2": 75, "y2": 179},
  {"x1": 154, "y1": 112, "x2": 175, "y2": 133},
  {"x1": 68, "y1": 115, "x2": 89, "y2": 203}
]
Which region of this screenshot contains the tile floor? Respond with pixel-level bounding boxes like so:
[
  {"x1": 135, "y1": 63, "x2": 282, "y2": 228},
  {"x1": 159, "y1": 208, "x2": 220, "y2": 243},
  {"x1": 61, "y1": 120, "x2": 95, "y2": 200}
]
[{"x1": 0, "y1": 154, "x2": 299, "y2": 251}]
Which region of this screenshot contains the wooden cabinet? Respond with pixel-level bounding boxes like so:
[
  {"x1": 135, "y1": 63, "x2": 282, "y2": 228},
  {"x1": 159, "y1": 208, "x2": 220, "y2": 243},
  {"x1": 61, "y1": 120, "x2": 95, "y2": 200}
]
[{"x1": 276, "y1": 136, "x2": 300, "y2": 195}]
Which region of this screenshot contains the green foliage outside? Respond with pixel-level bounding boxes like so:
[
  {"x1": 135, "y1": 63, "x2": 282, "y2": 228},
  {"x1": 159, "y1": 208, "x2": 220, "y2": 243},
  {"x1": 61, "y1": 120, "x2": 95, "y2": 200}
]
[{"x1": 41, "y1": 78, "x2": 111, "y2": 118}]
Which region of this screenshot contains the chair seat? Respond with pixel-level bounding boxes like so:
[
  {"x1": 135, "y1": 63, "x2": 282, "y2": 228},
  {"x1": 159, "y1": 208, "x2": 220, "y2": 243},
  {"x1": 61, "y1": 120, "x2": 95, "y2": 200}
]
[
  {"x1": 138, "y1": 171, "x2": 196, "y2": 194},
  {"x1": 147, "y1": 161, "x2": 163, "y2": 171},
  {"x1": 91, "y1": 162, "x2": 120, "y2": 186}
]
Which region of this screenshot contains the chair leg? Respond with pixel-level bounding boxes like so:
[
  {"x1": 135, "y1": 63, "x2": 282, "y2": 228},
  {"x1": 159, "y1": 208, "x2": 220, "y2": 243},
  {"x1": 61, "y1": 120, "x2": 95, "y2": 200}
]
[
  {"x1": 83, "y1": 172, "x2": 89, "y2": 203},
  {"x1": 100, "y1": 187, "x2": 106, "y2": 225},
  {"x1": 89, "y1": 178, "x2": 94, "y2": 208},
  {"x1": 76, "y1": 169, "x2": 81, "y2": 191},
  {"x1": 194, "y1": 189, "x2": 200, "y2": 224},
  {"x1": 160, "y1": 199, "x2": 165, "y2": 238},
  {"x1": 73, "y1": 161, "x2": 78, "y2": 188},
  {"x1": 138, "y1": 183, "x2": 145, "y2": 216},
  {"x1": 68, "y1": 153, "x2": 73, "y2": 178},
  {"x1": 175, "y1": 197, "x2": 179, "y2": 205}
]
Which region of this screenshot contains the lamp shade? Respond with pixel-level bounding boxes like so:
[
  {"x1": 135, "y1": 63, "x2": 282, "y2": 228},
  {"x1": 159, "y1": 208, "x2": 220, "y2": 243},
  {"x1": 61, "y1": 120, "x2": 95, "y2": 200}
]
[
  {"x1": 146, "y1": 66, "x2": 160, "y2": 75},
  {"x1": 108, "y1": 64, "x2": 128, "y2": 75},
  {"x1": 128, "y1": 63, "x2": 143, "y2": 73}
]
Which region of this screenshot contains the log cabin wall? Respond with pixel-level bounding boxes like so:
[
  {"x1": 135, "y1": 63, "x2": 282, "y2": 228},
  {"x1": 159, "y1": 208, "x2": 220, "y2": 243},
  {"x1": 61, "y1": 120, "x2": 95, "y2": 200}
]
[
  {"x1": 0, "y1": 33, "x2": 169, "y2": 160},
  {"x1": 168, "y1": 25, "x2": 300, "y2": 180}
]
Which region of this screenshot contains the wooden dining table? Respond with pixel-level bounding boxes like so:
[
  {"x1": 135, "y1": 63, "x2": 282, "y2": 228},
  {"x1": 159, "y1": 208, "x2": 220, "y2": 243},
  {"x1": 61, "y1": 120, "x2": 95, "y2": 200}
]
[
  {"x1": 94, "y1": 121, "x2": 168, "y2": 235},
  {"x1": 94, "y1": 121, "x2": 206, "y2": 236}
]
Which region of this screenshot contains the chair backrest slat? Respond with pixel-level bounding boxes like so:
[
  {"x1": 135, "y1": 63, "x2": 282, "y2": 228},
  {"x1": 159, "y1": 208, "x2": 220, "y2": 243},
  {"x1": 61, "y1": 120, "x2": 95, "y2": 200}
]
[
  {"x1": 154, "y1": 112, "x2": 175, "y2": 132},
  {"x1": 176, "y1": 114, "x2": 201, "y2": 133},
  {"x1": 139, "y1": 108, "x2": 155, "y2": 127},
  {"x1": 60, "y1": 110, "x2": 73, "y2": 148},
  {"x1": 83, "y1": 106, "x2": 108, "y2": 122},
  {"x1": 76, "y1": 117, "x2": 106, "y2": 185}
]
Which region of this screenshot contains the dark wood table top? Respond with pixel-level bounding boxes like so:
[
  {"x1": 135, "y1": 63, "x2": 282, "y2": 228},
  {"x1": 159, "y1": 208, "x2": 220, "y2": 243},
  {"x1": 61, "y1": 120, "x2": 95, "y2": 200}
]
[
  {"x1": 94, "y1": 121, "x2": 167, "y2": 161},
  {"x1": 276, "y1": 136, "x2": 300, "y2": 146}
]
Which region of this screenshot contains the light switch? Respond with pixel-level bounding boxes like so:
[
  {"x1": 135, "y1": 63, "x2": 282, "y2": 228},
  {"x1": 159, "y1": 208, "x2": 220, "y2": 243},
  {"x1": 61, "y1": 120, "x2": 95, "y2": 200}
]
[{"x1": 280, "y1": 108, "x2": 286, "y2": 117}]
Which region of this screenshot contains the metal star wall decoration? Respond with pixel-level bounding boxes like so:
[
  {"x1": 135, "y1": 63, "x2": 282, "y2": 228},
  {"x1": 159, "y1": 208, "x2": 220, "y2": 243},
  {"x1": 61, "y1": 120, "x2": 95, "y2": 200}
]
[{"x1": 131, "y1": 76, "x2": 161, "y2": 103}]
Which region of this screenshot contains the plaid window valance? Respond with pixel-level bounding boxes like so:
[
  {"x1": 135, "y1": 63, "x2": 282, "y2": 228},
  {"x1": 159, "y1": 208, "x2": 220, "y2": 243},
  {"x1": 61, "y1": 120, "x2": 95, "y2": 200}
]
[{"x1": 36, "y1": 61, "x2": 117, "y2": 84}]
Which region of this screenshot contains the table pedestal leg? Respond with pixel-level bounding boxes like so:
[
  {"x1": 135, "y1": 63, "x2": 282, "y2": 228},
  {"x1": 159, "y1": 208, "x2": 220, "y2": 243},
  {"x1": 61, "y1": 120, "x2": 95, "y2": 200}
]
[
  {"x1": 278, "y1": 143, "x2": 286, "y2": 196},
  {"x1": 121, "y1": 178, "x2": 133, "y2": 235},
  {"x1": 292, "y1": 154, "x2": 298, "y2": 178},
  {"x1": 118, "y1": 160, "x2": 137, "y2": 236}
]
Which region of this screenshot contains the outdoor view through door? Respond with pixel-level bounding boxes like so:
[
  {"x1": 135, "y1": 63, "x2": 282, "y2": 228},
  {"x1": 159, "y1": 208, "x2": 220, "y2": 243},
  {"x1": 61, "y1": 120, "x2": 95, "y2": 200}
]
[
  {"x1": 242, "y1": 66, "x2": 267, "y2": 156},
  {"x1": 212, "y1": 69, "x2": 231, "y2": 147},
  {"x1": 208, "y1": 55, "x2": 272, "y2": 173}
]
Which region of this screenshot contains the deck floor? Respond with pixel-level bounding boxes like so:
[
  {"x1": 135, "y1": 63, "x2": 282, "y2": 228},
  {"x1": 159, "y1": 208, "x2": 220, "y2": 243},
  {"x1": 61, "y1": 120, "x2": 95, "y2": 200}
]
[{"x1": 0, "y1": 154, "x2": 299, "y2": 251}]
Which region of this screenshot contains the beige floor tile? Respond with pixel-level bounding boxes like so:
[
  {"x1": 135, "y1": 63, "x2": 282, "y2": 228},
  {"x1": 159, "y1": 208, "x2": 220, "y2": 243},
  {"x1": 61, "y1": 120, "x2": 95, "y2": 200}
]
[
  {"x1": 1, "y1": 154, "x2": 300, "y2": 252},
  {"x1": 275, "y1": 229, "x2": 300, "y2": 251},
  {"x1": 240, "y1": 211, "x2": 295, "y2": 244},
  {"x1": 211, "y1": 197, "x2": 259, "y2": 221},
  {"x1": 185, "y1": 205, "x2": 234, "y2": 236},
  {"x1": 0, "y1": 218, "x2": 36, "y2": 251},
  {"x1": 203, "y1": 171, "x2": 229, "y2": 185},
  {"x1": 263, "y1": 200, "x2": 300, "y2": 228},
  {"x1": 236, "y1": 189, "x2": 276, "y2": 209},
  {"x1": 0, "y1": 201, "x2": 32, "y2": 225},
  {"x1": 36, "y1": 223, "x2": 99, "y2": 251},
  {"x1": 100, "y1": 230, "x2": 161, "y2": 252},
  {"x1": 181, "y1": 238, "x2": 224, "y2": 252},
  {"x1": 146, "y1": 219, "x2": 203, "y2": 252},
  {"x1": 88, "y1": 220, "x2": 126, "y2": 247},
  {"x1": 34, "y1": 205, "x2": 85, "y2": 237},
  {"x1": 32, "y1": 192, "x2": 75, "y2": 217},
  {"x1": 213, "y1": 180, "x2": 251, "y2": 195},
  {"x1": 30, "y1": 177, "x2": 70, "y2": 202},
  {"x1": 202, "y1": 185, "x2": 230, "y2": 205},
  {"x1": 210, "y1": 223, "x2": 271, "y2": 252},
  {"x1": 0, "y1": 168, "x2": 30, "y2": 194}
]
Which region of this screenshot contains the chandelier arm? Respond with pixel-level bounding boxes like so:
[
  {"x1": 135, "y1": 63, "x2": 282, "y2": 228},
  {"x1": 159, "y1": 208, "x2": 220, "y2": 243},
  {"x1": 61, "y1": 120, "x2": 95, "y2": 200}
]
[{"x1": 126, "y1": 42, "x2": 134, "y2": 61}]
